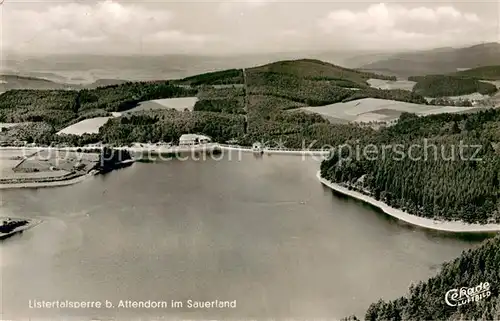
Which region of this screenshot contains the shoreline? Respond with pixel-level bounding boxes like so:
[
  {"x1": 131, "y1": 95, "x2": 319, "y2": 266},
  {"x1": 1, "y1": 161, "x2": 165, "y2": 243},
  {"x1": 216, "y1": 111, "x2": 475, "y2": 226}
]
[
  {"x1": 217, "y1": 144, "x2": 330, "y2": 156},
  {"x1": 0, "y1": 144, "x2": 331, "y2": 157},
  {"x1": 0, "y1": 170, "x2": 99, "y2": 190},
  {"x1": 0, "y1": 146, "x2": 136, "y2": 189},
  {"x1": 317, "y1": 171, "x2": 500, "y2": 233}
]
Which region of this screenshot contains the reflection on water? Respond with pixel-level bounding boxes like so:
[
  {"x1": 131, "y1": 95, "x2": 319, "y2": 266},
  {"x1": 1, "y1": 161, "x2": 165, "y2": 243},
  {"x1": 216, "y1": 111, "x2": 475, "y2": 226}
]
[{"x1": 0, "y1": 154, "x2": 485, "y2": 320}]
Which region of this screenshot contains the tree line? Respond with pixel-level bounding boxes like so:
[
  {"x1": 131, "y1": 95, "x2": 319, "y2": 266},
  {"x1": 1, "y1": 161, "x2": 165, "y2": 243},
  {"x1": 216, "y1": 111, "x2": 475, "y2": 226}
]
[
  {"x1": 320, "y1": 109, "x2": 500, "y2": 224},
  {"x1": 410, "y1": 75, "x2": 498, "y2": 98},
  {"x1": 346, "y1": 236, "x2": 500, "y2": 321},
  {"x1": 0, "y1": 82, "x2": 197, "y2": 129}
]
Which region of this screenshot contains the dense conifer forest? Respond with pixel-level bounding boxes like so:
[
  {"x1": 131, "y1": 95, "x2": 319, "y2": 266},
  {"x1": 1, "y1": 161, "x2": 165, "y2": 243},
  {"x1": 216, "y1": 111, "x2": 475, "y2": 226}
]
[
  {"x1": 410, "y1": 75, "x2": 498, "y2": 97},
  {"x1": 344, "y1": 236, "x2": 500, "y2": 321},
  {"x1": 0, "y1": 82, "x2": 196, "y2": 128},
  {"x1": 320, "y1": 109, "x2": 500, "y2": 224},
  {"x1": 173, "y1": 69, "x2": 245, "y2": 86},
  {"x1": 452, "y1": 66, "x2": 500, "y2": 81},
  {"x1": 99, "y1": 110, "x2": 246, "y2": 145}
]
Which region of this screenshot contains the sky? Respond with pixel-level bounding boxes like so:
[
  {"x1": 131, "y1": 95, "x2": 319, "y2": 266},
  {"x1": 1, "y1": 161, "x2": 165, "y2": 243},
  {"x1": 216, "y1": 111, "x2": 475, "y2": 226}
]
[{"x1": 1, "y1": 0, "x2": 499, "y2": 55}]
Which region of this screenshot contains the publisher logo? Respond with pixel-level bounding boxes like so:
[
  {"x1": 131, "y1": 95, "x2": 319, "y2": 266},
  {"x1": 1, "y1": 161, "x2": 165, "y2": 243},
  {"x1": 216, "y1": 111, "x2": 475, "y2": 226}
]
[{"x1": 445, "y1": 282, "x2": 492, "y2": 307}]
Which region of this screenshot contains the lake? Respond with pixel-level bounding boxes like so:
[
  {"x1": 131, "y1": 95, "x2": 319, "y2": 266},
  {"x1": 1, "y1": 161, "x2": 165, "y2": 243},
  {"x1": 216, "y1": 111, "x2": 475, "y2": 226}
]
[{"x1": 0, "y1": 153, "x2": 485, "y2": 320}]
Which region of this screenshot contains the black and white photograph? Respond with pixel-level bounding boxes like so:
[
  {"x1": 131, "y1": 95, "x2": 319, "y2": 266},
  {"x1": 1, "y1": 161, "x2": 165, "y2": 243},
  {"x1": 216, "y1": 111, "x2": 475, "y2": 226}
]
[{"x1": 1, "y1": 0, "x2": 500, "y2": 320}]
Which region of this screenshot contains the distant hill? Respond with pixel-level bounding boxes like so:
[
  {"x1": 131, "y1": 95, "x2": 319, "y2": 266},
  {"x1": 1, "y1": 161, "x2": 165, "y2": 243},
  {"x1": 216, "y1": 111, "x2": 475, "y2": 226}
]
[
  {"x1": 336, "y1": 52, "x2": 403, "y2": 69},
  {"x1": 85, "y1": 79, "x2": 131, "y2": 88},
  {"x1": 0, "y1": 75, "x2": 69, "y2": 91},
  {"x1": 360, "y1": 43, "x2": 500, "y2": 77},
  {"x1": 0, "y1": 75, "x2": 132, "y2": 91},
  {"x1": 248, "y1": 59, "x2": 395, "y2": 84},
  {"x1": 452, "y1": 65, "x2": 500, "y2": 80},
  {"x1": 243, "y1": 59, "x2": 428, "y2": 107},
  {"x1": 174, "y1": 69, "x2": 244, "y2": 86}
]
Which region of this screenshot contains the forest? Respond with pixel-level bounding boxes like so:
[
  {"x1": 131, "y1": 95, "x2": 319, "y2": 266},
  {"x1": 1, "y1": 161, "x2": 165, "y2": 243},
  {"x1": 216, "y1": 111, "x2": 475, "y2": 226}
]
[
  {"x1": 0, "y1": 59, "x2": 432, "y2": 146},
  {"x1": 410, "y1": 75, "x2": 498, "y2": 97},
  {"x1": 99, "y1": 109, "x2": 246, "y2": 145},
  {"x1": 246, "y1": 71, "x2": 426, "y2": 107},
  {"x1": 452, "y1": 65, "x2": 500, "y2": 81},
  {"x1": 342, "y1": 88, "x2": 427, "y2": 105},
  {"x1": 173, "y1": 69, "x2": 244, "y2": 86},
  {"x1": 248, "y1": 59, "x2": 396, "y2": 82},
  {"x1": 2, "y1": 59, "x2": 500, "y2": 321},
  {"x1": 193, "y1": 98, "x2": 245, "y2": 114},
  {"x1": 0, "y1": 82, "x2": 196, "y2": 129},
  {"x1": 320, "y1": 109, "x2": 500, "y2": 224},
  {"x1": 428, "y1": 98, "x2": 474, "y2": 107},
  {"x1": 344, "y1": 236, "x2": 500, "y2": 321}
]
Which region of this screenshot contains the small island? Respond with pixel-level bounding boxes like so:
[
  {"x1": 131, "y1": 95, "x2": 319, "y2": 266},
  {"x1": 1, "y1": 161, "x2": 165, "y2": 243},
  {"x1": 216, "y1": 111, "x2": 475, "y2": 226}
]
[{"x1": 0, "y1": 217, "x2": 41, "y2": 240}]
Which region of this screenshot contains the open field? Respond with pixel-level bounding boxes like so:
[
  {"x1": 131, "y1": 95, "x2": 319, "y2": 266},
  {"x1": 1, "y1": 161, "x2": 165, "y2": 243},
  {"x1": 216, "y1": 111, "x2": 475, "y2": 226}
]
[
  {"x1": 419, "y1": 106, "x2": 483, "y2": 115},
  {"x1": 0, "y1": 123, "x2": 28, "y2": 131},
  {"x1": 300, "y1": 98, "x2": 477, "y2": 123},
  {"x1": 127, "y1": 97, "x2": 199, "y2": 113},
  {"x1": 0, "y1": 148, "x2": 39, "y2": 174},
  {"x1": 367, "y1": 78, "x2": 416, "y2": 91},
  {"x1": 57, "y1": 117, "x2": 112, "y2": 135},
  {"x1": 481, "y1": 80, "x2": 500, "y2": 88}
]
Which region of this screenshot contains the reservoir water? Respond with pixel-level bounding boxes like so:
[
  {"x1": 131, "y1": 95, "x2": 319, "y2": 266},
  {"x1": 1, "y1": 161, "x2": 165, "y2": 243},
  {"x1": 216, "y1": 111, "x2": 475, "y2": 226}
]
[{"x1": 0, "y1": 153, "x2": 484, "y2": 320}]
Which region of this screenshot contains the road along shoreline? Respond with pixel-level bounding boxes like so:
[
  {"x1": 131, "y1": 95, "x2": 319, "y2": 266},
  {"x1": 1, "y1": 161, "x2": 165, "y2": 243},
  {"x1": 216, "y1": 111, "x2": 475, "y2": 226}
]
[
  {"x1": 0, "y1": 170, "x2": 99, "y2": 190},
  {"x1": 317, "y1": 171, "x2": 500, "y2": 233}
]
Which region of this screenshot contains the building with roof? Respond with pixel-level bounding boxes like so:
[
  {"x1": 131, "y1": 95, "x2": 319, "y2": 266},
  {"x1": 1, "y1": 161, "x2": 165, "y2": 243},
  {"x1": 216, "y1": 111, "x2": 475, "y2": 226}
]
[{"x1": 179, "y1": 134, "x2": 211, "y2": 146}]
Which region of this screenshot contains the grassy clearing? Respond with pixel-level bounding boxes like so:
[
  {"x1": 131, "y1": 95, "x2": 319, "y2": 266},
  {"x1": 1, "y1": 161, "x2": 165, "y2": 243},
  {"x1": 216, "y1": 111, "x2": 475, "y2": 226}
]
[
  {"x1": 57, "y1": 117, "x2": 112, "y2": 135},
  {"x1": 367, "y1": 78, "x2": 416, "y2": 91},
  {"x1": 127, "y1": 97, "x2": 199, "y2": 113},
  {"x1": 300, "y1": 98, "x2": 477, "y2": 123}
]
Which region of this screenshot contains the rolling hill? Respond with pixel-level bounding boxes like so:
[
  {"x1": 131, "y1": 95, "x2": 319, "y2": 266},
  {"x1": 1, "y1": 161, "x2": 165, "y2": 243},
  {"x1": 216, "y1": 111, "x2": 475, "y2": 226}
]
[
  {"x1": 0, "y1": 75, "x2": 69, "y2": 91},
  {"x1": 410, "y1": 75, "x2": 498, "y2": 97},
  {"x1": 0, "y1": 75, "x2": 134, "y2": 91},
  {"x1": 452, "y1": 65, "x2": 500, "y2": 80},
  {"x1": 360, "y1": 43, "x2": 500, "y2": 77},
  {"x1": 173, "y1": 69, "x2": 244, "y2": 86},
  {"x1": 244, "y1": 59, "x2": 423, "y2": 108},
  {"x1": 248, "y1": 59, "x2": 395, "y2": 84},
  {"x1": 0, "y1": 58, "x2": 450, "y2": 148}
]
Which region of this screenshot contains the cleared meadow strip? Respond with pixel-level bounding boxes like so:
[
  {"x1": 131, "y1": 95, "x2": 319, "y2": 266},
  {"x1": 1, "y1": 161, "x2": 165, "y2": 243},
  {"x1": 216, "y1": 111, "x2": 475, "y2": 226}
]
[
  {"x1": 127, "y1": 97, "x2": 199, "y2": 113},
  {"x1": 367, "y1": 78, "x2": 417, "y2": 91},
  {"x1": 301, "y1": 98, "x2": 477, "y2": 123},
  {"x1": 57, "y1": 117, "x2": 112, "y2": 136}
]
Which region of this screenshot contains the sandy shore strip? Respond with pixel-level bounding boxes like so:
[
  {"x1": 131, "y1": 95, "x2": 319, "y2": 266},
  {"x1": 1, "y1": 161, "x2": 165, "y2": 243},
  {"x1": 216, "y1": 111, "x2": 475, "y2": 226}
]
[
  {"x1": 317, "y1": 171, "x2": 500, "y2": 233},
  {"x1": 0, "y1": 170, "x2": 98, "y2": 190}
]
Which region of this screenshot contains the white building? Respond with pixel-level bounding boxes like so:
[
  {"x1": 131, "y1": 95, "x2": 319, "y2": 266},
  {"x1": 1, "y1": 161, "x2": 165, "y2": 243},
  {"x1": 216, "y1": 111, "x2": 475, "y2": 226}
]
[
  {"x1": 252, "y1": 142, "x2": 263, "y2": 153},
  {"x1": 179, "y1": 134, "x2": 211, "y2": 146}
]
